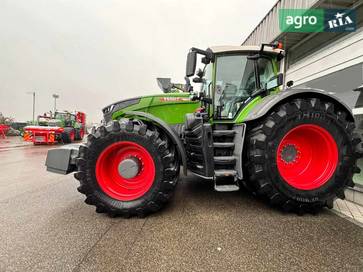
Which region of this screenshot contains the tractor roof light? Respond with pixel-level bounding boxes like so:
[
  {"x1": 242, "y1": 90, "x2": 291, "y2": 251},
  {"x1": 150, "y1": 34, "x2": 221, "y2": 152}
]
[
  {"x1": 260, "y1": 41, "x2": 283, "y2": 53},
  {"x1": 275, "y1": 41, "x2": 283, "y2": 49}
]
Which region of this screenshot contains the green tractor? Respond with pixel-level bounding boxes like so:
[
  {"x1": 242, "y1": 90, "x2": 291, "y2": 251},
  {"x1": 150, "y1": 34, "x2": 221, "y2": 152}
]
[{"x1": 46, "y1": 43, "x2": 362, "y2": 216}]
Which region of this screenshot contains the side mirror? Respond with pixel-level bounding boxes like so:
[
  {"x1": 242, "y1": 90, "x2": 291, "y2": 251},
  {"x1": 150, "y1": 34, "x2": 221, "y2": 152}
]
[
  {"x1": 265, "y1": 73, "x2": 284, "y2": 90},
  {"x1": 186, "y1": 51, "x2": 197, "y2": 77},
  {"x1": 157, "y1": 78, "x2": 172, "y2": 93}
]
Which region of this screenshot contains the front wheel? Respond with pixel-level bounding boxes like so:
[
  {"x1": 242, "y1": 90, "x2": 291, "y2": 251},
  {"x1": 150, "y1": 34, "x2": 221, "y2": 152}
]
[
  {"x1": 246, "y1": 97, "x2": 361, "y2": 214},
  {"x1": 74, "y1": 128, "x2": 85, "y2": 141},
  {"x1": 61, "y1": 128, "x2": 75, "y2": 144},
  {"x1": 74, "y1": 119, "x2": 179, "y2": 217}
]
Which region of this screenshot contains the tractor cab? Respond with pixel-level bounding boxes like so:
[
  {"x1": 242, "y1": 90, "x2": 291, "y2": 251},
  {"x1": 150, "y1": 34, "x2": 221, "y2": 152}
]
[
  {"x1": 54, "y1": 111, "x2": 76, "y2": 127},
  {"x1": 182, "y1": 43, "x2": 287, "y2": 189},
  {"x1": 186, "y1": 44, "x2": 284, "y2": 121}
]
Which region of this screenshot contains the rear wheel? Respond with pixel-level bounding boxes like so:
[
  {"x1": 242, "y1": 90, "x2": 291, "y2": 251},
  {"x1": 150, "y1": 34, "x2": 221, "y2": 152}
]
[
  {"x1": 74, "y1": 119, "x2": 179, "y2": 217},
  {"x1": 246, "y1": 97, "x2": 361, "y2": 214}
]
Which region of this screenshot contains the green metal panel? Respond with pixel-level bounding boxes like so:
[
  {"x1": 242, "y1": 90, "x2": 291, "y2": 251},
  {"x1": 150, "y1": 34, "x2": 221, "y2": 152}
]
[
  {"x1": 212, "y1": 96, "x2": 263, "y2": 124},
  {"x1": 234, "y1": 96, "x2": 263, "y2": 123},
  {"x1": 112, "y1": 93, "x2": 200, "y2": 125}
]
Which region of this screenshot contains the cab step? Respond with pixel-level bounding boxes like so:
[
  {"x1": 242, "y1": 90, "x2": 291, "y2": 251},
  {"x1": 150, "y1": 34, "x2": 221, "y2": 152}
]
[
  {"x1": 214, "y1": 156, "x2": 236, "y2": 165},
  {"x1": 214, "y1": 184, "x2": 240, "y2": 192},
  {"x1": 213, "y1": 130, "x2": 236, "y2": 137},
  {"x1": 213, "y1": 142, "x2": 235, "y2": 148},
  {"x1": 215, "y1": 169, "x2": 237, "y2": 177}
]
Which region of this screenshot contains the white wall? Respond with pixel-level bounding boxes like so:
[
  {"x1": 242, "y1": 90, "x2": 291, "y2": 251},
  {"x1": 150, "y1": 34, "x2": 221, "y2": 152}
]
[{"x1": 286, "y1": 27, "x2": 363, "y2": 86}]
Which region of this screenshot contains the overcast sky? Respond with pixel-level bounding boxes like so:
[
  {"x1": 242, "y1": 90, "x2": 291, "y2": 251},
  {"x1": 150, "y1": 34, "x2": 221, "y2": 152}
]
[{"x1": 0, "y1": 0, "x2": 276, "y2": 123}]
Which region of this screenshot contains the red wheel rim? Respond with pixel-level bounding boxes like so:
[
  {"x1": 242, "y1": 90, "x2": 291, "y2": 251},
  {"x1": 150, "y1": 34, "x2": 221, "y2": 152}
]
[
  {"x1": 95, "y1": 141, "x2": 155, "y2": 201},
  {"x1": 276, "y1": 124, "x2": 338, "y2": 190}
]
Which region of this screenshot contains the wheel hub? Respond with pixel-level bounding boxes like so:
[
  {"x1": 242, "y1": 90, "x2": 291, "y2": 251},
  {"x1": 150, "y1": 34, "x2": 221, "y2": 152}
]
[
  {"x1": 118, "y1": 157, "x2": 141, "y2": 179},
  {"x1": 280, "y1": 144, "x2": 299, "y2": 164}
]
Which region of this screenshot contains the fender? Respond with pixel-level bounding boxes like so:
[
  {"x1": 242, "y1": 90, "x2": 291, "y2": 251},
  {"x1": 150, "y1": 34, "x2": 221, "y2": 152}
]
[
  {"x1": 243, "y1": 88, "x2": 354, "y2": 122},
  {"x1": 125, "y1": 111, "x2": 188, "y2": 176}
]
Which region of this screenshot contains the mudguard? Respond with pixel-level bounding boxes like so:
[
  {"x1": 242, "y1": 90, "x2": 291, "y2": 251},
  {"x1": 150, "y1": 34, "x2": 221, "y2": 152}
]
[
  {"x1": 125, "y1": 111, "x2": 188, "y2": 176},
  {"x1": 243, "y1": 88, "x2": 354, "y2": 122}
]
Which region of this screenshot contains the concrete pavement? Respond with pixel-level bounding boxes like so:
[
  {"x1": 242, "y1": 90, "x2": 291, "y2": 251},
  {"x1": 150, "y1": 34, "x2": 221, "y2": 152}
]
[
  {"x1": 0, "y1": 145, "x2": 363, "y2": 272},
  {"x1": 0, "y1": 136, "x2": 32, "y2": 150}
]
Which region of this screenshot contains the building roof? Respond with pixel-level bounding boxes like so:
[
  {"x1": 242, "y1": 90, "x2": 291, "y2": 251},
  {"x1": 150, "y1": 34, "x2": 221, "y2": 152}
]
[{"x1": 242, "y1": 0, "x2": 358, "y2": 50}]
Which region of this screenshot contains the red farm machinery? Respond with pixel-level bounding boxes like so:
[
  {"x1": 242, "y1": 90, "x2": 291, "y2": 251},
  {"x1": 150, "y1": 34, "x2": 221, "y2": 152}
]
[
  {"x1": 24, "y1": 111, "x2": 86, "y2": 145},
  {"x1": 0, "y1": 124, "x2": 10, "y2": 139}
]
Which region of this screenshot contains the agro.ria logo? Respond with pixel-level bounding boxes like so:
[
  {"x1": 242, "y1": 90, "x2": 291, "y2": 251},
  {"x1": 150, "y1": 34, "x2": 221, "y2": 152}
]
[{"x1": 325, "y1": 10, "x2": 356, "y2": 32}]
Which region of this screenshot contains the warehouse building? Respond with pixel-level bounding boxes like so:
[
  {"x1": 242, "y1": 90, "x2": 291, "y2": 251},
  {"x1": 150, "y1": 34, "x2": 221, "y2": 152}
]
[
  {"x1": 243, "y1": 0, "x2": 363, "y2": 201},
  {"x1": 243, "y1": 0, "x2": 363, "y2": 107}
]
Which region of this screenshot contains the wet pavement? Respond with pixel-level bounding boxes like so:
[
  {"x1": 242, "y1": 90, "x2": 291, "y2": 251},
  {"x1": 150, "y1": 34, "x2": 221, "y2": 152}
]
[
  {"x1": 0, "y1": 136, "x2": 31, "y2": 150},
  {"x1": 1, "y1": 145, "x2": 363, "y2": 272}
]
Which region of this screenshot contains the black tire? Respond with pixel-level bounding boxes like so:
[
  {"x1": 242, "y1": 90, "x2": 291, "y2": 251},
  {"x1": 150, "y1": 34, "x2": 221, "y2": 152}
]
[
  {"x1": 74, "y1": 129, "x2": 81, "y2": 141},
  {"x1": 74, "y1": 119, "x2": 180, "y2": 217},
  {"x1": 171, "y1": 123, "x2": 184, "y2": 138},
  {"x1": 245, "y1": 97, "x2": 362, "y2": 214},
  {"x1": 61, "y1": 128, "x2": 75, "y2": 144}
]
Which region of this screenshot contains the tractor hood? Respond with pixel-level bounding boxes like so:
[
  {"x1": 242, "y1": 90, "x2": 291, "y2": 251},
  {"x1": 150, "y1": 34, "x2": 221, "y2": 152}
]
[
  {"x1": 102, "y1": 93, "x2": 199, "y2": 125},
  {"x1": 102, "y1": 97, "x2": 141, "y2": 123}
]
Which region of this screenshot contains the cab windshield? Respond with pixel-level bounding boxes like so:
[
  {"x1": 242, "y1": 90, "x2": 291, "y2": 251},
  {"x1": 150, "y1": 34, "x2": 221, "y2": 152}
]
[
  {"x1": 214, "y1": 54, "x2": 274, "y2": 119},
  {"x1": 54, "y1": 112, "x2": 75, "y2": 121}
]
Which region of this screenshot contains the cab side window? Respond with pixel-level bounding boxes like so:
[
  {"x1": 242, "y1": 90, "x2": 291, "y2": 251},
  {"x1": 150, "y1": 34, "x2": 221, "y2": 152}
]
[
  {"x1": 215, "y1": 55, "x2": 257, "y2": 119},
  {"x1": 258, "y1": 58, "x2": 275, "y2": 89}
]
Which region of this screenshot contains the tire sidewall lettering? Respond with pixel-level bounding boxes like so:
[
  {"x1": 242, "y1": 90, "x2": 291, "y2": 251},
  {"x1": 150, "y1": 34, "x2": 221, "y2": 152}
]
[{"x1": 298, "y1": 111, "x2": 324, "y2": 120}]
